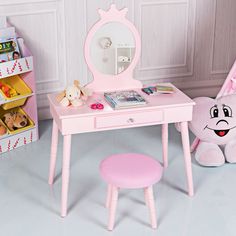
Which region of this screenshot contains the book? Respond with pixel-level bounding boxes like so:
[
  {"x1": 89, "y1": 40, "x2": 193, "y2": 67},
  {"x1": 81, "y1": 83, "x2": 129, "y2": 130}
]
[
  {"x1": 142, "y1": 85, "x2": 174, "y2": 95},
  {"x1": 156, "y1": 85, "x2": 174, "y2": 93},
  {"x1": 104, "y1": 90, "x2": 147, "y2": 109},
  {"x1": 0, "y1": 37, "x2": 21, "y2": 63},
  {"x1": 142, "y1": 87, "x2": 155, "y2": 95}
]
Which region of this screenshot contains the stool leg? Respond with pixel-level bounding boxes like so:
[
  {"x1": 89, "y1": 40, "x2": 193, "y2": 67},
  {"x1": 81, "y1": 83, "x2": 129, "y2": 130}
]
[
  {"x1": 108, "y1": 186, "x2": 118, "y2": 231},
  {"x1": 144, "y1": 188, "x2": 149, "y2": 207},
  {"x1": 106, "y1": 184, "x2": 112, "y2": 208},
  {"x1": 145, "y1": 186, "x2": 157, "y2": 229}
]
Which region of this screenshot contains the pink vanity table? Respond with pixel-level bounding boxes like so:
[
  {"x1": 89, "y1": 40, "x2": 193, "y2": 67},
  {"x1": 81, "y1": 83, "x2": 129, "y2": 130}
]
[{"x1": 48, "y1": 4, "x2": 195, "y2": 217}]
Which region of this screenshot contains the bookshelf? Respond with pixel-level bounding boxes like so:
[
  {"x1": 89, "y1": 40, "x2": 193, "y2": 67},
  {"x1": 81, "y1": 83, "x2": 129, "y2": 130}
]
[{"x1": 0, "y1": 22, "x2": 38, "y2": 154}]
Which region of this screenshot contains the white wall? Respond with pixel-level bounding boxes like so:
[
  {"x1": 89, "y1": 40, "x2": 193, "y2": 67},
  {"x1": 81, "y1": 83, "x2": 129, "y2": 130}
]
[{"x1": 1, "y1": 0, "x2": 236, "y2": 119}]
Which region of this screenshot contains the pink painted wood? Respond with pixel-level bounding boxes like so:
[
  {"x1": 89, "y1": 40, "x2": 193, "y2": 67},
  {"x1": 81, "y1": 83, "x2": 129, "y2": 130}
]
[
  {"x1": 108, "y1": 186, "x2": 118, "y2": 231},
  {"x1": 47, "y1": 4, "x2": 195, "y2": 217},
  {"x1": 180, "y1": 121, "x2": 194, "y2": 197},
  {"x1": 145, "y1": 186, "x2": 157, "y2": 229},
  {"x1": 100, "y1": 153, "x2": 162, "y2": 230},
  {"x1": 106, "y1": 184, "x2": 112, "y2": 208},
  {"x1": 106, "y1": 185, "x2": 157, "y2": 230},
  {"x1": 0, "y1": 38, "x2": 39, "y2": 154},
  {"x1": 144, "y1": 188, "x2": 149, "y2": 207},
  {"x1": 100, "y1": 153, "x2": 163, "y2": 188},
  {"x1": 84, "y1": 4, "x2": 142, "y2": 92},
  {"x1": 47, "y1": 83, "x2": 195, "y2": 216},
  {"x1": 48, "y1": 120, "x2": 58, "y2": 185},
  {"x1": 217, "y1": 60, "x2": 236, "y2": 98},
  {"x1": 61, "y1": 134, "x2": 72, "y2": 217},
  {"x1": 162, "y1": 124, "x2": 168, "y2": 168},
  {"x1": 100, "y1": 153, "x2": 163, "y2": 230}
]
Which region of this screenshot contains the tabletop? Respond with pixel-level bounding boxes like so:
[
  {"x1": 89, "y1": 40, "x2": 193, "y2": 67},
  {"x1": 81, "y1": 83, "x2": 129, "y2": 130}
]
[{"x1": 48, "y1": 83, "x2": 195, "y2": 120}]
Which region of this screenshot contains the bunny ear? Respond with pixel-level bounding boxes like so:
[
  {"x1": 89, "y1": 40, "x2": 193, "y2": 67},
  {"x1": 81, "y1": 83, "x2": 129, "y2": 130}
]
[
  {"x1": 80, "y1": 87, "x2": 92, "y2": 97},
  {"x1": 74, "y1": 80, "x2": 80, "y2": 88},
  {"x1": 56, "y1": 90, "x2": 66, "y2": 102}
]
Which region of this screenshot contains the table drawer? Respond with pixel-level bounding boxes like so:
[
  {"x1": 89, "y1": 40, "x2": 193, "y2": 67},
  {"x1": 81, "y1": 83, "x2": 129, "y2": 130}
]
[{"x1": 95, "y1": 110, "x2": 163, "y2": 129}]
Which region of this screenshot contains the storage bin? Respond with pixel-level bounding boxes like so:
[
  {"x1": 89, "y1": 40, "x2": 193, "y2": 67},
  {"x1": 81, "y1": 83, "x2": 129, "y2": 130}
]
[
  {"x1": 0, "y1": 106, "x2": 34, "y2": 135},
  {"x1": 0, "y1": 75, "x2": 32, "y2": 110}
]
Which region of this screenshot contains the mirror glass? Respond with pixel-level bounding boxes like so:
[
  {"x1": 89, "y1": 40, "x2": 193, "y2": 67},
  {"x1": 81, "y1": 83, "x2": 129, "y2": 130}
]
[{"x1": 90, "y1": 22, "x2": 135, "y2": 75}]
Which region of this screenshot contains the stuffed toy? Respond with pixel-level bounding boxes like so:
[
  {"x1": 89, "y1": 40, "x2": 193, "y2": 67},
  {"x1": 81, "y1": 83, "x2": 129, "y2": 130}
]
[
  {"x1": 189, "y1": 95, "x2": 236, "y2": 166},
  {"x1": 57, "y1": 80, "x2": 92, "y2": 107},
  {"x1": 3, "y1": 112, "x2": 28, "y2": 131}
]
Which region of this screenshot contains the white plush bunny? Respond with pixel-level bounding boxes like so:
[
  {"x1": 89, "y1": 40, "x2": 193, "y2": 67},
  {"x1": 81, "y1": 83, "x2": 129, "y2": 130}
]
[{"x1": 57, "y1": 80, "x2": 92, "y2": 107}]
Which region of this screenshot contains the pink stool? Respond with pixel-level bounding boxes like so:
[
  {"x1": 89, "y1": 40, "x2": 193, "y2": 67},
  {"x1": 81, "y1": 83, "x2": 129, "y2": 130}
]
[{"x1": 100, "y1": 153, "x2": 163, "y2": 231}]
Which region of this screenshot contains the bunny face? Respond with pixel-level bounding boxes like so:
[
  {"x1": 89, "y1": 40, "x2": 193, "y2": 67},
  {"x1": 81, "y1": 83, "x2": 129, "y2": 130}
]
[
  {"x1": 189, "y1": 95, "x2": 236, "y2": 145},
  {"x1": 65, "y1": 86, "x2": 81, "y2": 102}
]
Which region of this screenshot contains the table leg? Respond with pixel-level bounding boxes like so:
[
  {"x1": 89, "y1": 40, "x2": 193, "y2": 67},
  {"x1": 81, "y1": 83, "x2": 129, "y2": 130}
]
[
  {"x1": 162, "y1": 124, "x2": 168, "y2": 168},
  {"x1": 61, "y1": 134, "x2": 72, "y2": 217},
  {"x1": 48, "y1": 120, "x2": 59, "y2": 185},
  {"x1": 180, "y1": 121, "x2": 194, "y2": 196}
]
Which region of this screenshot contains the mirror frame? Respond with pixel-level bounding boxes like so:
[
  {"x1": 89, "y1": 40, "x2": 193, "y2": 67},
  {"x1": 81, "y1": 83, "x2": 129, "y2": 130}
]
[{"x1": 84, "y1": 4, "x2": 142, "y2": 92}]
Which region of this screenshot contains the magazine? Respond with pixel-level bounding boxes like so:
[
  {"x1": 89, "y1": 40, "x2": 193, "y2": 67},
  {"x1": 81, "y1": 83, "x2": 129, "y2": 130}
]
[
  {"x1": 104, "y1": 90, "x2": 147, "y2": 109},
  {"x1": 0, "y1": 37, "x2": 21, "y2": 63}
]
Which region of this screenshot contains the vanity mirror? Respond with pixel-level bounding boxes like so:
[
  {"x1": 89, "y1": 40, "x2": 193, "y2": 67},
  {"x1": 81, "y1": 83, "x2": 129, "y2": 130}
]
[
  {"x1": 84, "y1": 4, "x2": 142, "y2": 92},
  {"x1": 91, "y1": 22, "x2": 135, "y2": 75}
]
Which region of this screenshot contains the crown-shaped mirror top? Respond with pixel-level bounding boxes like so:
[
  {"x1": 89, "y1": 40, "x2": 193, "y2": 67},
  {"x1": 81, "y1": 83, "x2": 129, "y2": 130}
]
[
  {"x1": 84, "y1": 4, "x2": 142, "y2": 92},
  {"x1": 98, "y1": 4, "x2": 128, "y2": 19}
]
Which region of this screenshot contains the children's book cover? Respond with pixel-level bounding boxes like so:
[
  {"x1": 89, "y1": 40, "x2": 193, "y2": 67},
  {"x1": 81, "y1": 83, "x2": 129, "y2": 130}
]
[{"x1": 0, "y1": 37, "x2": 21, "y2": 63}]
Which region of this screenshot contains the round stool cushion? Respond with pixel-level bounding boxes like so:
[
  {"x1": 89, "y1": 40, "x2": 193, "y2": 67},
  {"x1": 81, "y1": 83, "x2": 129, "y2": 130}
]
[{"x1": 100, "y1": 153, "x2": 163, "y2": 188}]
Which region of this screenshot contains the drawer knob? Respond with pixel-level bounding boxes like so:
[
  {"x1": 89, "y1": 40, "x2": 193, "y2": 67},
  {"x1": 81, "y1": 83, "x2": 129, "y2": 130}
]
[{"x1": 127, "y1": 118, "x2": 134, "y2": 123}]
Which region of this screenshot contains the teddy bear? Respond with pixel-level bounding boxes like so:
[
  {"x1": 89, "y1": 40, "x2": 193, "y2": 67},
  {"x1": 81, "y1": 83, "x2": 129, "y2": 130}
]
[
  {"x1": 3, "y1": 111, "x2": 28, "y2": 131},
  {"x1": 56, "y1": 80, "x2": 92, "y2": 107},
  {"x1": 189, "y1": 94, "x2": 236, "y2": 167}
]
